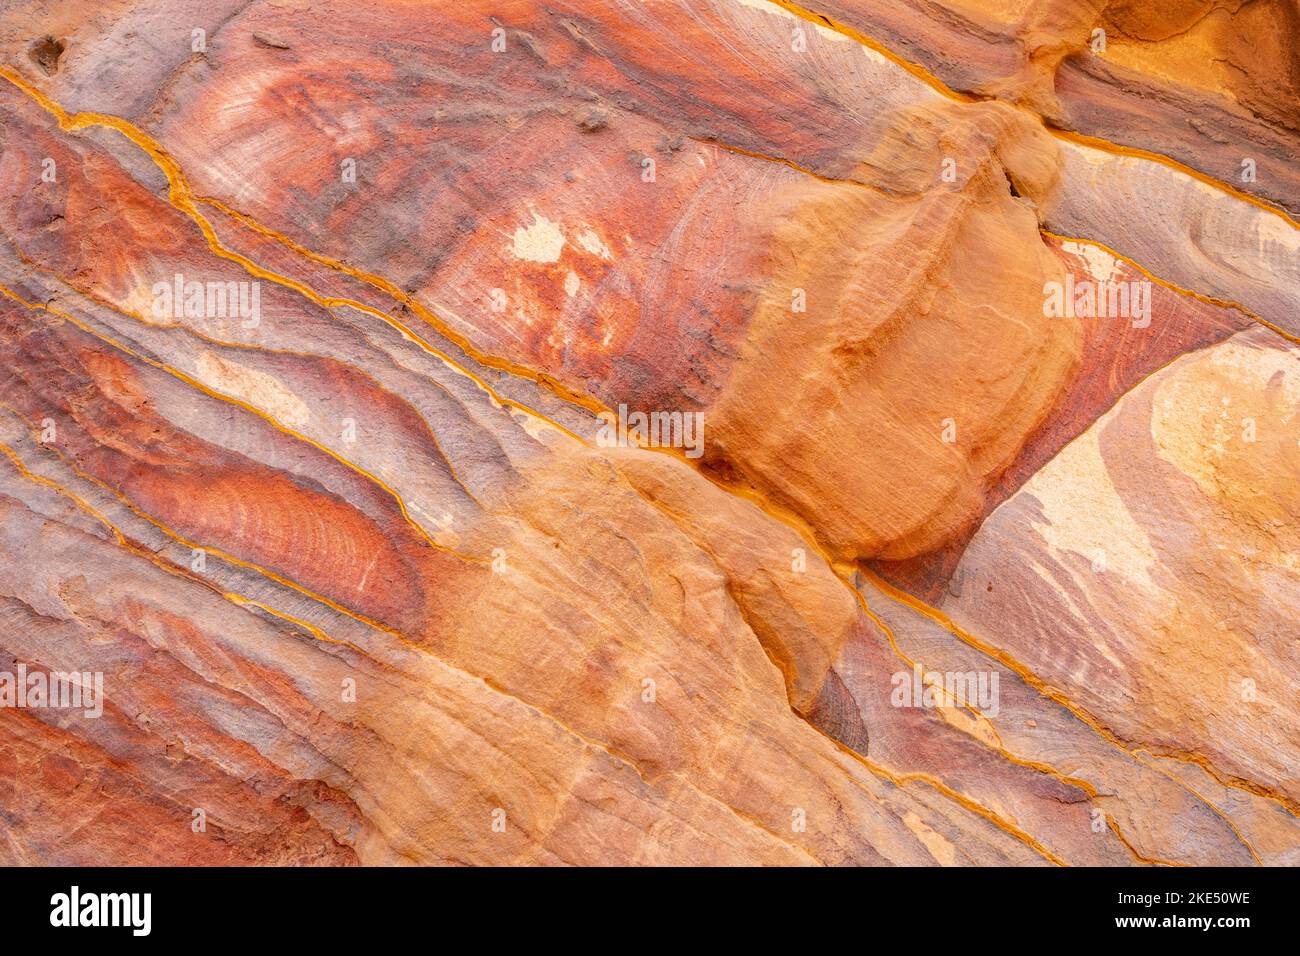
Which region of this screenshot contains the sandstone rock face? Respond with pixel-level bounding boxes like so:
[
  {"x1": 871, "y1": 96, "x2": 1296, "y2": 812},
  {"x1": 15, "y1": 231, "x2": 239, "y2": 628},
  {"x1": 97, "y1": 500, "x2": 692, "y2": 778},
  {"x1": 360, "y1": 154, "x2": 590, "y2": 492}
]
[
  {"x1": 781, "y1": 0, "x2": 1300, "y2": 215},
  {"x1": 0, "y1": 0, "x2": 1295, "y2": 866},
  {"x1": 946, "y1": 326, "x2": 1300, "y2": 812}
]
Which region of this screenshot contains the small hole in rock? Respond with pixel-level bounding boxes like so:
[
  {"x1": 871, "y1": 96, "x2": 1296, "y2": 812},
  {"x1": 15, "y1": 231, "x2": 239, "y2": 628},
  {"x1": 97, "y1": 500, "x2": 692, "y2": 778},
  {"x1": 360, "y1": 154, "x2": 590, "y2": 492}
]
[{"x1": 29, "y1": 36, "x2": 65, "y2": 76}]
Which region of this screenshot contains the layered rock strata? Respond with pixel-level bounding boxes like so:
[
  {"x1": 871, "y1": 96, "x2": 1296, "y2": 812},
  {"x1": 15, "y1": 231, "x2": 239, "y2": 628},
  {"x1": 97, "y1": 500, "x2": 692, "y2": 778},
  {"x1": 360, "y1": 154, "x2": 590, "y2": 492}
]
[{"x1": 0, "y1": 0, "x2": 1295, "y2": 865}]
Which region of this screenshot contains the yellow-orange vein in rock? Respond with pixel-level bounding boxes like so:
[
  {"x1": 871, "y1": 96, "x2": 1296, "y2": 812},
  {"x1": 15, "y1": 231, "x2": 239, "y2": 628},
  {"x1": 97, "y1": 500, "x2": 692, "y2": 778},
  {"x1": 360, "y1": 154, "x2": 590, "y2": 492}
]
[
  {"x1": 0, "y1": 282, "x2": 484, "y2": 569},
  {"x1": 1128, "y1": 746, "x2": 1264, "y2": 867},
  {"x1": 0, "y1": 399, "x2": 417, "y2": 645},
  {"x1": 1041, "y1": 230, "x2": 1300, "y2": 347},
  {"x1": 0, "y1": 433, "x2": 365, "y2": 655},
  {"x1": 843, "y1": 569, "x2": 1199, "y2": 866},
  {"x1": 0, "y1": 439, "x2": 126, "y2": 547},
  {"x1": 809, "y1": 723, "x2": 1069, "y2": 866},
  {"x1": 864, "y1": 567, "x2": 1298, "y2": 823},
  {"x1": 4, "y1": 242, "x2": 486, "y2": 509}
]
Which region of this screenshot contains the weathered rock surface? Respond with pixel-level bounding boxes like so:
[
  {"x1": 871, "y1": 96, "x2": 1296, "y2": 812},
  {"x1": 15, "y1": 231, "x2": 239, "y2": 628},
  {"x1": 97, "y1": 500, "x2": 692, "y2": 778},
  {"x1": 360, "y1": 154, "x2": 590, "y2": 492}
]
[
  {"x1": 775, "y1": 0, "x2": 1300, "y2": 216},
  {"x1": 945, "y1": 326, "x2": 1300, "y2": 816},
  {"x1": 0, "y1": 0, "x2": 1295, "y2": 865}
]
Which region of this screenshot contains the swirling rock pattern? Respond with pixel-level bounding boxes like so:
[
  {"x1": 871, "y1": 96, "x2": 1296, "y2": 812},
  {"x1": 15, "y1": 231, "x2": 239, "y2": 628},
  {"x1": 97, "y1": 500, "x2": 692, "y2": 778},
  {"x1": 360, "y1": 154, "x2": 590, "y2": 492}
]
[{"x1": 0, "y1": 0, "x2": 1295, "y2": 865}]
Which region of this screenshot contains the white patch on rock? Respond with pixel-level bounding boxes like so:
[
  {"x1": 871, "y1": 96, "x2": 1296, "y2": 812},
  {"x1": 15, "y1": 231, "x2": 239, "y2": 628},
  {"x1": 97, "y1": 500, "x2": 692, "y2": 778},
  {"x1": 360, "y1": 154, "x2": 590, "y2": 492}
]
[
  {"x1": 1061, "y1": 240, "x2": 1121, "y2": 284},
  {"x1": 194, "y1": 351, "x2": 311, "y2": 431},
  {"x1": 511, "y1": 211, "x2": 566, "y2": 263},
  {"x1": 575, "y1": 227, "x2": 613, "y2": 260}
]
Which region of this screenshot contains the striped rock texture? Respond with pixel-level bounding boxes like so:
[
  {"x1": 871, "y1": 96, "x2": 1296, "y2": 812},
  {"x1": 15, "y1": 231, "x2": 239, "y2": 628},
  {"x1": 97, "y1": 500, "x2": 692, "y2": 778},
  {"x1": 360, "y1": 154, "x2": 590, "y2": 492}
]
[{"x1": 0, "y1": 0, "x2": 1295, "y2": 865}]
